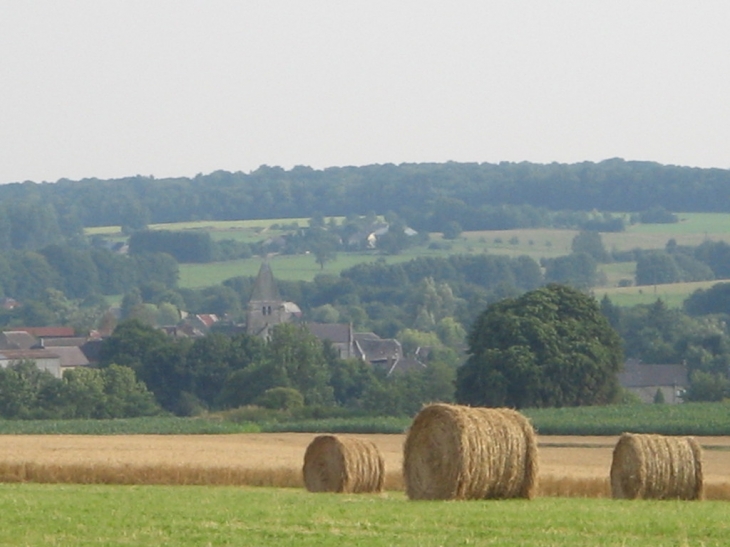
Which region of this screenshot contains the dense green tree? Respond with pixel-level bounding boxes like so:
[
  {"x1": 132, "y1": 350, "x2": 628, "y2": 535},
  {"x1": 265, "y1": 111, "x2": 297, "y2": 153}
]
[
  {"x1": 129, "y1": 230, "x2": 214, "y2": 263},
  {"x1": 543, "y1": 252, "x2": 599, "y2": 289},
  {"x1": 328, "y1": 357, "x2": 381, "y2": 409},
  {"x1": 254, "y1": 387, "x2": 305, "y2": 411},
  {"x1": 60, "y1": 367, "x2": 107, "y2": 418},
  {"x1": 635, "y1": 251, "x2": 682, "y2": 285},
  {"x1": 90, "y1": 248, "x2": 139, "y2": 295},
  {"x1": 0, "y1": 361, "x2": 159, "y2": 419},
  {"x1": 132, "y1": 252, "x2": 179, "y2": 289},
  {"x1": 571, "y1": 231, "x2": 610, "y2": 262},
  {"x1": 694, "y1": 241, "x2": 730, "y2": 278},
  {"x1": 456, "y1": 284, "x2": 623, "y2": 408},
  {"x1": 376, "y1": 221, "x2": 410, "y2": 254},
  {"x1": 442, "y1": 221, "x2": 463, "y2": 240},
  {"x1": 97, "y1": 364, "x2": 161, "y2": 417},
  {"x1": 0, "y1": 361, "x2": 58, "y2": 418},
  {"x1": 637, "y1": 206, "x2": 679, "y2": 224},
  {"x1": 99, "y1": 319, "x2": 177, "y2": 380},
  {"x1": 4, "y1": 201, "x2": 63, "y2": 250},
  {"x1": 684, "y1": 282, "x2": 730, "y2": 315},
  {"x1": 39, "y1": 244, "x2": 100, "y2": 299},
  {"x1": 9, "y1": 251, "x2": 60, "y2": 301},
  {"x1": 265, "y1": 324, "x2": 334, "y2": 406},
  {"x1": 684, "y1": 371, "x2": 730, "y2": 402},
  {"x1": 618, "y1": 300, "x2": 686, "y2": 364},
  {"x1": 671, "y1": 252, "x2": 715, "y2": 282},
  {"x1": 312, "y1": 236, "x2": 338, "y2": 270},
  {"x1": 184, "y1": 333, "x2": 236, "y2": 407}
]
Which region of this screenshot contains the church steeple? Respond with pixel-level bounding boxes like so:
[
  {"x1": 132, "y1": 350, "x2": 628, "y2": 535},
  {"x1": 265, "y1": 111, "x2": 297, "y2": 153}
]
[
  {"x1": 246, "y1": 261, "x2": 288, "y2": 338},
  {"x1": 250, "y1": 261, "x2": 281, "y2": 301}
]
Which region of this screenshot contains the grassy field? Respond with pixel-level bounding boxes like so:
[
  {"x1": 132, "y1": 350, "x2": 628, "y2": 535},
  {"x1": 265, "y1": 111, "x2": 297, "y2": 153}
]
[
  {"x1": 595, "y1": 280, "x2": 720, "y2": 308},
  {"x1": 88, "y1": 213, "x2": 730, "y2": 303},
  {"x1": 0, "y1": 484, "x2": 727, "y2": 546},
  {"x1": 178, "y1": 251, "x2": 424, "y2": 286}
]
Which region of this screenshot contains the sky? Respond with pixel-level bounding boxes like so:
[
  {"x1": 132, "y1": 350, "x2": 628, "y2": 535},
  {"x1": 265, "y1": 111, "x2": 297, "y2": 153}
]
[{"x1": 1, "y1": 1, "x2": 729, "y2": 184}]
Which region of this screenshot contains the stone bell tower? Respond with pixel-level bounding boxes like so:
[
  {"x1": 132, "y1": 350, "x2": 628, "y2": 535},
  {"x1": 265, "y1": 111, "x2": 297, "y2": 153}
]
[{"x1": 246, "y1": 261, "x2": 289, "y2": 338}]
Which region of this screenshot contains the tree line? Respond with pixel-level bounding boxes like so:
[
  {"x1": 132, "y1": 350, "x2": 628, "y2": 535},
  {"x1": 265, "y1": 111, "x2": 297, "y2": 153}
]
[
  {"x1": 0, "y1": 361, "x2": 159, "y2": 419},
  {"x1": 98, "y1": 320, "x2": 455, "y2": 418},
  {"x1": 4, "y1": 159, "x2": 730, "y2": 238}
]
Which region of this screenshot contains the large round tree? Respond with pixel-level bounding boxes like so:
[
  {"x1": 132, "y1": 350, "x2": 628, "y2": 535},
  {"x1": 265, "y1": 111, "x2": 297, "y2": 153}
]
[{"x1": 456, "y1": 284, "x2": 623, "y2": 408}]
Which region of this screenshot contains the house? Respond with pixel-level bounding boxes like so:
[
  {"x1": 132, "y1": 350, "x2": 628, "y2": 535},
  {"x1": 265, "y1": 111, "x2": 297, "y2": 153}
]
[
  {"x1": 346, "y1": 222, "x2": 419, "y2": 250},
  {"x1": 306, "y1": 323, "x2": 417, "y2": 376},
  {"x1": 306, "y1": 322, "x2": 357, "y2": 359},
  {"x1": 246, "y1": 262, "x2": 302, "y2": 338},
  {"x1": 618, "y1": 359, "x2": 689, "y2": 404},
  {"x1": 0, "y1": 349, "x2": 62, "y2": 378},
  {"x1": 0, "y1": 297, "x2": 19, "y2": 310},
  {"x1": 189, "y1": 314, "x2": 219, "y2": 333},
  {"x1": 250, "y1": 265, "x2": 423, "y2": 375},
  {"x1": 52, "y1": 346, "x2": 91, "y2": 374},
  {"x1": 15, "y1": 326, "x2": 76, "y2": 339},
  {"x1": 353, "y1": 333, "x2": 405, "y2": 374},
  {"x1": 0, "y1": 331, "x2": 38, "y2": 350},
  {"x1": 0, "y1": 329, "x2": 104, "y2": 367}
]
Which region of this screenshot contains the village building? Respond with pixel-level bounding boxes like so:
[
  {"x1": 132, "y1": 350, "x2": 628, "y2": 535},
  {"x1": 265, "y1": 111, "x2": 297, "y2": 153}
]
[
  {"x1": 0, "y1": 349, "x2": 62, "y2": 378},
  {"x1": 246, "y1": 262, "x2": 424, "y2": 374},
  {"x1": 618, "y1": 358, "x2": 689, "y2": 404},
  {"x1": 245, "y1": 262, "x2": 302, "y2": 339}
]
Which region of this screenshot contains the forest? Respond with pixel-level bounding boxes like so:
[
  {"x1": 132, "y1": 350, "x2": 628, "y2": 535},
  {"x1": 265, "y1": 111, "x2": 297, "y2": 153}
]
[
  {"x1": 6, "y1": 158, "x2": 730, "y2": 232},
  {"x1": 1, "y1": 159, "x2": 730, "y2": 417}
]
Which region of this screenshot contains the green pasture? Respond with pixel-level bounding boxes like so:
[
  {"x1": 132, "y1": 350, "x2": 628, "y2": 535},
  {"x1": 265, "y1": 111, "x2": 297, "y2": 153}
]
[
  {"x1": 85, "y1": 217, "x2": 344, "y2": 237},
  {"x1": 178, "y1": 248, "x2": 453, "y2": 288},
  {"x1": 89, "y1": 213, "x2": 730, "y2": 297},
  {"x1": 460, "y1": 228, "x2": 577, "y2": 260},
  {"x1": 597, "y1": 279, "x2": 719, "y2": 308},
  {"x1": 0, "y1": 484, "x2": 725, "y2": 546},
  {"x1": 632, "y1": 212, "x2": 730, "y2": 236}
]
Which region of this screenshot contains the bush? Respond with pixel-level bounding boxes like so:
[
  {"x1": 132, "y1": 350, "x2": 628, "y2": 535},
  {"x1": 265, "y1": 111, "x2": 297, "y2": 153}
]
[{"x1": 255, "y1": 388, "x2": 305, "y2": 411}]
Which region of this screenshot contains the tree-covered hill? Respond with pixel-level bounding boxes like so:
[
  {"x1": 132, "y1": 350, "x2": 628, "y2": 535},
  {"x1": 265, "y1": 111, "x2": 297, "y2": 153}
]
[{"x1": 6, "y1": 159, "x2": 730, "y2": 234}]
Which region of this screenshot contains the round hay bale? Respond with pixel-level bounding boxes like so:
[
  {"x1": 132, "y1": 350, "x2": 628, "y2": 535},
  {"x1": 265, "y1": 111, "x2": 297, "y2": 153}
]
[
  {"x1": 302, "y1": 435, "x2": 385, "y2": 493},
  {"x1": 610, "y1": 433, "x2": 703, "y2": 500},
  {"x1": 402, "y1": 403, "x2": 538, "y2": 500}
]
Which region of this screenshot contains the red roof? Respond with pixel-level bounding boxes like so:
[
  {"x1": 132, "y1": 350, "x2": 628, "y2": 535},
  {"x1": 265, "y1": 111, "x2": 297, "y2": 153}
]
[{"x1": 196, "y1": 314, "x2": 219, "y2": 327}]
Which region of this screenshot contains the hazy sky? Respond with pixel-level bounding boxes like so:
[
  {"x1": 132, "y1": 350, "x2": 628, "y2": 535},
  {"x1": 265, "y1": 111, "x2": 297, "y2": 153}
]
[{"x1": 2, "y1": 1, "x2": 729, "y2": 184}]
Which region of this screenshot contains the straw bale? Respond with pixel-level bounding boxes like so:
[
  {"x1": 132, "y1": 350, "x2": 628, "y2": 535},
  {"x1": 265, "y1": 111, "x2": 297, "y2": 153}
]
[
  {"x1": 610, "y1": 433, "x2": 703, "y2": 500},
  {"x1": 402, "y1": 403, "x2": 538, "y2": 500},
  {"x1": 302, "y1": 435, "x2": 384, "y2": 493}
]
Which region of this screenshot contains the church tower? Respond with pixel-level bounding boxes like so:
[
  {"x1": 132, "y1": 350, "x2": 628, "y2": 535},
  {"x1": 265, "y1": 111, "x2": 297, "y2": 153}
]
[{"x1": 246, "y1": 262, "x2": 292, "y2": 338}]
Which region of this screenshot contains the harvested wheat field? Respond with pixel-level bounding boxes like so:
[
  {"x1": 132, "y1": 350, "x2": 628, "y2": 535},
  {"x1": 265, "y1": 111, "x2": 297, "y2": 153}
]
[{"x1": 0, "y1": 433, "x2": 728, "y2": 498}]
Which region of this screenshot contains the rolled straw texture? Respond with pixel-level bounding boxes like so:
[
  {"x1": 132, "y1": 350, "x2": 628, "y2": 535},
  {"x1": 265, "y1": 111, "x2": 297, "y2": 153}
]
[
  {"x1": 403, "y1": 403, "x2": 538, "y2": 500},
  {"x1": 610, "y1": 433, "x2": 703, "y2": 500},
  {"x1": 302, "y1": 435, "x2": 385, "y2": 493}
]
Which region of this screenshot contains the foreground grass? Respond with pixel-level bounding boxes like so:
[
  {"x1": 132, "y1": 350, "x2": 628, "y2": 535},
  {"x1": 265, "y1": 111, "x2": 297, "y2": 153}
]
[{"x1": 0, "y1": 484, "x2": 726, "y2": 546}]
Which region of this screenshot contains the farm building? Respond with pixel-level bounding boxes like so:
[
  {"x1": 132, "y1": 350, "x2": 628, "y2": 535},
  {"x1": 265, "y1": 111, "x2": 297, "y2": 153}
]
[{"x1": 618, "y1": 359, "x2": 688, "y2": 404}]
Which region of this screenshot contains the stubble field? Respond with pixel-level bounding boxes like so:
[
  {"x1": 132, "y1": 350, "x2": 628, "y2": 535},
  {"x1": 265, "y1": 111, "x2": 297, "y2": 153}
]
[
  {"x1": 1, "y1": 433, "x2": 729, "y2": 545},
  {"x1": 1, "y1": 433, "x2": 729, "y2": 498}
]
